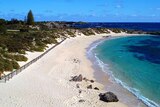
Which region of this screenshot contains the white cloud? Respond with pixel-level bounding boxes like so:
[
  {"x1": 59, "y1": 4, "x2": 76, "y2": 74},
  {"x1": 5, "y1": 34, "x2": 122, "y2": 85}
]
[
  {"x1": 116, "y1": 4, "x2": 122, "y2": 8},
  {"x1": 156, "y1": 8, "x2": 160, "y2": 10},
  {"x1": 151, "y1": 14, "x2": 156, "y2": 17}
]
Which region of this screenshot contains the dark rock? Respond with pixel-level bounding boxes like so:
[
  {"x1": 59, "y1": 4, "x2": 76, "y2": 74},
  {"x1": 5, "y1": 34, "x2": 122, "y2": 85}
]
[
  {"x1": 83, "y1": 77, "x2": 87, "y2": 80},
  {"x1": 79, "y1": 99, "x2": 85, "y2": 103},
  {"x1": 87, "y1": 85, "x2": 92, "y2": 89},
  {"x1": 70, "y1": 74, "x2": 83, "y2": 82},
  {"x1": 79, "y1": 90, "x2": 82, "y2": 94},
  {"x1": 99, "y1": 92, "x2": 119, "y2": 102},
  {"x1": 83, "y1": 77, "x2": 89, "y2": 82},
  {"x1": 73, "y1": 58, "x2": 80, "y2": 63},
  {"x1": 94, "y1": 87, "x2": 99, "y2": 90},
  {"x1": 90, "y1": 80, "x2": 94, "y2": 83},
  {"x1": 76, "y1": 84, "x2": 80, "y2": 88}
]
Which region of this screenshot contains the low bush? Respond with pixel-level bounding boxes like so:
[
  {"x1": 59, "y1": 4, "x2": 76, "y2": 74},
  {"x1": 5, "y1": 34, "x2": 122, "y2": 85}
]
[
  {"x1": 3, "y1": 54, "x2": 28, "y2": 61},
  {"x1": 0, "y1": 55, "x2": 20, "y2": 73},
  {"x1": 32, "y1": 46, "x2": 45, "y2": 52},
  {"x1": 0, "y1": 25, "x2": 7, "y2": 34},
  {"x1": 18, "y1": 50, "x2": 26, "y2": 54},
  {"x1": 3, "y1": 53, "x2": 14, "y2": 60},
  {"x1": 3, "y1": 59, "x2": 13, "y2": 71},
  {"x1": 14, "y1": 55, "x2": 28, "y2": 62},
  {"x1": 20, "y1": 29, "x2": 29, "y2": 32},
  {"x1": 11, "y1": 60, "x2": 20, "y2": 69},
  {"x1": 109, "y1": 28, "x2": 122, "y2": 33},
  {"x1": 79, "y1": 28, "x2": 96, "y2": 36},
  {"x1": 0, "y1": 61, "x2": 4, "y2": 73}
]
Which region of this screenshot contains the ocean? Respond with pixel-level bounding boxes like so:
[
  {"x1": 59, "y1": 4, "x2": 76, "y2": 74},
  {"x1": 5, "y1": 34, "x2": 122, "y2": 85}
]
[
  {"x1": 73, "y1": 22, "x2": 160, "y2": 32},
  {"x1": 91, "y1": 35, "x2": 160, "y2": 107}
]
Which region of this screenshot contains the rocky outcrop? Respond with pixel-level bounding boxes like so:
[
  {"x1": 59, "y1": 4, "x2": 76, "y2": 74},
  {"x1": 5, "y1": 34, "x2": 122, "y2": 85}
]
[
  {"x1": 90, "y1": 80, "x2": 94, "y2": 83},
  {"x1": 79, "y1": 99, "x2": 85, "y2": 103},
  {"x1": 87, "y1": 85, "x2": 92, "y2": 89},
  {"x1": 83, "y1": 77, "x2": 89, "y2": 82},
  {"x1": 70, "y1": 74, "x2": 83, "y2": 82},
  {"x1": 94, "y1": 87, "x2": 99, "y2": 90},
  {"x1": 99, "y1": 92, "x2": 119, "y2": 102}
]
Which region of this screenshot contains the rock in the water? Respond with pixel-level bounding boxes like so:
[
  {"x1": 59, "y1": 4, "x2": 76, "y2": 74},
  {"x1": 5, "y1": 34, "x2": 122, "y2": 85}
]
[
  {"x1": 70, "y1": 74, "x2": 83, "y2": 82},
  {"x1": 87, "y1": 85, "x2": 92, "y2": 89},
  {"x1": 99, "y1": 92, "x2": 119, "y2": 102},
  {"x1": 94, "y1": 87, "x2": 99, "y2": 90}
]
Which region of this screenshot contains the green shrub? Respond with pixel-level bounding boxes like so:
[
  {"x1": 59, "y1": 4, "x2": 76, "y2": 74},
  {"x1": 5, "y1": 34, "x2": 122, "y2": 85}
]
[
  {"x1": 81, "y1": 29, "x2": 95, "y2": 36},
  {"x1": 0, "y1": 61, "x2": 4, "y2": 73},
  {"x1": 11, "y1": 61, "x2": 20, "y2": 69},
  {"x1": 67, "y1": 31, "x2": 75, "y2": 37},
  {"x1": 43, "y1": 38, "x2": 58, "y2": 44},
  {"x1": 3, "y1": 59, "x2": 13, "y2": 71},
  {"x1": 0, "y1": 58, "x2": 20, "y2": 73},
  {"x1": 109, "y1": 28, "x2": 122, "y2": 33},
  {"x1": 18, "y1": 50, "x2": 26, "y2": 54},
  {"x1": 3, "y1": 53, "x2": 14, "y2": 60},
  {"x1": 20, "y1": 29, "x2": 29, "y2": 32},
  {"x1": 0, "y1": 25, "x2": 7, "y2": 34},
  {"x1": 0, "y1": 19, "x2": 6, "y2": 25},
  {"x1": 33, "y1": 46, "x2": 45, "y2": 52},
  {"x1": 0, "y1": 48, "x2": 6, "y2": 54},
  {"x1": 14, "y1": 55, "x2": 28, "y2": 62}
]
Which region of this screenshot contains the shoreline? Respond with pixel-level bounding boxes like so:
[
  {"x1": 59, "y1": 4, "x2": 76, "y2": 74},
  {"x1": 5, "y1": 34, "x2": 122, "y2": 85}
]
[
  {"x1": 0, "y1": 33, "x2": 149, "y2": 107},
  {"x1": 86, "y1": 35, "x2": 147, "y2": 107}
]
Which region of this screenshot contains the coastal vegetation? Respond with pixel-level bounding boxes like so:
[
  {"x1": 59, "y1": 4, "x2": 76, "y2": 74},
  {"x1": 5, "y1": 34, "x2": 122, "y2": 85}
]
[{"x1": 0, "y1": 29, "x2": 60, "y2": 75}]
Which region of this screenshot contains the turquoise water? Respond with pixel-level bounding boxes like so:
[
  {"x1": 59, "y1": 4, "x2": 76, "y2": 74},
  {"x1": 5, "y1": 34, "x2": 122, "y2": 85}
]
[{"x1": 94, "y1": 35, "x2": 160, "y2": 107}]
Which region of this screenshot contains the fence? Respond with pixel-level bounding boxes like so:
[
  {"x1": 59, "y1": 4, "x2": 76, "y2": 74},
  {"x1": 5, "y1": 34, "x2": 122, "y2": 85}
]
[{"x1": 0, "y1": 38, "x2": 66, "y2": 83}]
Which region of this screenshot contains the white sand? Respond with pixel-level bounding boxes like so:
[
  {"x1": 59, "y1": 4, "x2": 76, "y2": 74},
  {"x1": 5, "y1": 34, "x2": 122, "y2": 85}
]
[
  {"x1": 18, "y1": 44, "x2": 55, "y2": 67},
  {"x1": 0, "y1": 33, "x2": 130, "y2": 107}
]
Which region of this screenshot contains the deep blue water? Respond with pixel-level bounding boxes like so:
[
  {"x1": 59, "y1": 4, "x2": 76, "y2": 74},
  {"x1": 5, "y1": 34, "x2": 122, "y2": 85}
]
[
  {"x1": 73, "y1": 23, "x2": 160, "y2": 32},
  {"x1": 93, "y1": 35, "x2": 160, "y2": 107}
]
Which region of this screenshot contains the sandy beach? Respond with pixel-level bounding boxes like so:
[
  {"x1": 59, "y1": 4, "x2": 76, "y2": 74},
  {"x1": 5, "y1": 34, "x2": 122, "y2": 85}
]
[{"x1": 0, "y1": 33, "x2": 140, "y2": 107}]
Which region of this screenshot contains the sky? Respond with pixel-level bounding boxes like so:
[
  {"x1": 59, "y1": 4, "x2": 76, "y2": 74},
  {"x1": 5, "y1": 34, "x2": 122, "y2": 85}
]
[{"x1": 0, "y1": 0, "x2": 160, "y2": 22}]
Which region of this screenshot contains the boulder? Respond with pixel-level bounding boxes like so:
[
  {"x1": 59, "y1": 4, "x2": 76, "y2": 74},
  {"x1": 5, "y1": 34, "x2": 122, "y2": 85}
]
[
  {"x1": 99, "y1": 92, "x2": 119, "y2": 102},
  {"x1": 87, "y1": 85, "x2": 92, "y2": 89},
  {"x1": 76, "y1": 84, "x2": 80, "y2": 88},
  {"x1": 70, "y1": 74, "x2": 83, "y2": 82},
  {"x1": 79, "y1": 99, "x2": 85, "y2": 103},
  {"x1": 90, "y1": 80, "x2": 94, "y2": 83},
  {"x1": 94, "y1": 87, "x2": 99, "y2": 90},
  {"x1": 79, "y1": 90, "x2": 82, "y2": 94},
  {"x1": 83, "y1": 77, "x2": 89, "y2": 82}
]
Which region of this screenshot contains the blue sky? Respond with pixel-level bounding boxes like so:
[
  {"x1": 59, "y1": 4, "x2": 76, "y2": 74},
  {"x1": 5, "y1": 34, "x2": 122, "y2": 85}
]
[{"x1": 0, "y1": 0, "x2": 160, "y2": 22}]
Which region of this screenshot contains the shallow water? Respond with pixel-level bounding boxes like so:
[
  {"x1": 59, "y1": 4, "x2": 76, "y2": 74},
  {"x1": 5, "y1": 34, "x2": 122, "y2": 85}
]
[{"x1": 93, "y1": 35, "x2": 160, "y2": 107}]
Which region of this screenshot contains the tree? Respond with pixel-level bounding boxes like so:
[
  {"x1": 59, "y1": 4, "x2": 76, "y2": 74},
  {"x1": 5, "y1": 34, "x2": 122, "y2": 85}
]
[
  {"x1": 0, "y1": 25, "x2": 7, "y2": 34},
  {"x1": 27, "y1": 10, "x2": 34, "y2": 25},
  {"x1": 0, "y1": 19, "x2": 6, "y2": 34},
  {"x1": 10, "y1": 18, "x2": 19, "y2": 24},
  {"x1": 0, "y1": 19, "x2": 6, "y2": 25}
]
